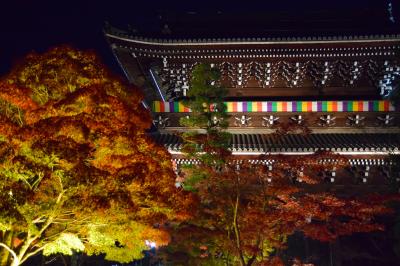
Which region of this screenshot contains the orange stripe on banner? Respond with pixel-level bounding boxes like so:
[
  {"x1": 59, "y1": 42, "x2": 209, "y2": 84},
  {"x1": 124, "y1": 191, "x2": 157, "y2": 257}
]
[
  {"x1": 307, "y1": 102, "x2": 312, "y2": 112},
  {"x1": 282, "y1": 101, "x2": 287, "y2": 112},
  {"x1": 384, "y1": 101, "x2": 389, "y2": 111},
  {"x1": 257, "y1": 102, "x2": 262, "y2": 112},
  {"x1": 358, "y1": 101, "x2": 364, "y2": 111},
  {"x1": 233, "y1": 102, "x2": 238, "y2": 112},
  {"x1": 332, "y1": 101, "x2": 337, "y2": 112},
  {"x1": 160, "y1": 101, "x2": 165, "y2": 112}
]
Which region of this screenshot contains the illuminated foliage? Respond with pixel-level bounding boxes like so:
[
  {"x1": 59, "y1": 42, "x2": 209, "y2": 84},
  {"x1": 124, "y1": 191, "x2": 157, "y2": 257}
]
[
  {"x1": 0, "y1": 47, "x2": 193, "y2": 266},
  {"x1": 167, "y1": 153, "x2": 397, "y2": 266}
]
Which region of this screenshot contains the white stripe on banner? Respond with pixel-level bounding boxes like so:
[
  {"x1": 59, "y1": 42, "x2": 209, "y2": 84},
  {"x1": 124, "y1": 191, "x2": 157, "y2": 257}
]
[
  {"x1": 262, "y1": 102, "x2": 268, "y2": 112},
  {"x1": 164, "y1": 103, "x2": 170, "y2": 112},
  {"x1": 337, "y1": 101, "x2": 343, "y2": 112},
  {"x1": 363, "y1": 101, "x2": 369, "y2": 111},
  {"x1": 237, "y1": 102, "x2": 243, "y2": 112},
  {"x1": 312, "y1": 101, "x2": 318, "y2": 112},
  {"x1": 287, "y1": 102, "x2": 293, "y2": 112}
]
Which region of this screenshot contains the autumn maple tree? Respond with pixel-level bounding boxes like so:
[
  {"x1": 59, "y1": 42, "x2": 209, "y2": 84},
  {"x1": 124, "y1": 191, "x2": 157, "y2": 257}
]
[
  {"x1": 0, "y1": 47, "x2": 193, "y2": 266},
  {"x1": 162, "y1": 63, "x2": 399, "y2": 266}
]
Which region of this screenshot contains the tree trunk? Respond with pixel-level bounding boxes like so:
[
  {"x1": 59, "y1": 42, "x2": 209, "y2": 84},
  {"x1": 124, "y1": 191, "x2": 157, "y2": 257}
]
[
  {"x1": 70, "y1": 252, "x2": 80, "y2": 266},
  {"x1": 0, "y1": 232, "x2": 13, "y2": 266},
  {"x1": 232, "y1": 192, "x2": 246, "y2": 266}
]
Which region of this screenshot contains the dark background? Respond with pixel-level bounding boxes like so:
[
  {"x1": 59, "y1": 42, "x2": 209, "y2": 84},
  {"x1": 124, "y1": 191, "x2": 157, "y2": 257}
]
[{"x1": 0, "y1": 0, "x2": 399, "y2": 75}]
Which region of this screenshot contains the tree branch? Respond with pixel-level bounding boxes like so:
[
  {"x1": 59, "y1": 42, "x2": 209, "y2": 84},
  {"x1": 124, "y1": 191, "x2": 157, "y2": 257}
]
[
  {"x1": 232, "y1": 184, "x2": 246, "y2": 266},
  {"x1": 0, "y1": 242, "x2": 20, "y2": 266},
  {"x1": 19, "y1": 246, "x2": 45, "y2": 265}
]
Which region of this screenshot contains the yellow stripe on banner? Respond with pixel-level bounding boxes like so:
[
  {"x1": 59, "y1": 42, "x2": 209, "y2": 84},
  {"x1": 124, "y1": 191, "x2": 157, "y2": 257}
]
[
  {"x1": 378, "y1": 101, "x2": 385, "y2": 111},
  {"x1": 227, "y1": 102, "x2": 233, "y2": 112},
  {"x1": 327, "y1": 101, "x2": 333, "y2": 112},
  {"x1": 301, "y1": 102, "x2": 307, "y2": 112},
  {"x1": 252, "y1": 102, "x2": 258, "y2": 112},
  {"x1": 178, "y1": 102, "x2": 185, "y2": 112},
  {"x1": 352, "y1": 101, "x2": 358, "y2": 112},
  {"x1": 276, "y1": 101, "x2": 282, "y2": 112},
  {"x1": 154, "y1": 101, "x2": 160, "y2": 112}
]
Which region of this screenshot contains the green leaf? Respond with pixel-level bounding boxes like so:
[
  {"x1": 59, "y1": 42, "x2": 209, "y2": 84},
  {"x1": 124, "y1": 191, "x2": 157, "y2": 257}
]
[{"x1": 43, "y1": 233, "x2": 85, "y2": 256}]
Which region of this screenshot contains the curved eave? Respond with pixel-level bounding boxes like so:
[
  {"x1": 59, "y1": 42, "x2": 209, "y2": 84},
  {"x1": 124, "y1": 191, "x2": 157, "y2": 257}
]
[{"x1": 105, "y1": 29, "x2": 400, "y2": 47}]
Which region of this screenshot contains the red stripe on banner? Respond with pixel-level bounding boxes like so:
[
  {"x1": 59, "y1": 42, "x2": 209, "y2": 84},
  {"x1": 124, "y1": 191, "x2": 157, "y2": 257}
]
[
  {"x1": 282, "y1": 101, "x2": 287, "y2": 112},
  {"x1": 257, "y1": 102, "x2": 262, "y2": 112},
  {"x1": 307, "y1": 102, "x2": 313, "y2": 112},
  {"x1": 160, "y1": 102, "x2": 165, "y2": 112},
  {"x1": 384, "y1": 101, "x2": 389, "y2": 111},
  {"x1": 332, "y1": 101, "x2": 337, "y2": 112},
  {"x1": 358, "y1": 101, "x2": 364, "y2": 111}
]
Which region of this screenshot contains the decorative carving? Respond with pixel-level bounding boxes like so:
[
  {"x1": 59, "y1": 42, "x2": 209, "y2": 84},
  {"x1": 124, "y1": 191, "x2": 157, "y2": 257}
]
[
  {"x1": 319, "y1": 115, "x2": 336, "y2": 127},
  {"x1": 377, "y1": 114, "x2": 394, "y2": 126},
  {"x1": 378, "y1": 61, "x2": 400, "y2": 96},
  {"x1": 348, "y1": 61, "x2": 362, "y2": 85},
  {"x1": 290, "y1": 115, "x2": 304, "y2": 125},
  {"x1": 308, "y1": 60, "x2": 334, "y2": 87},
  {"x1": 157, "y1": 59, "x2": 399, "y2": 100},
  {"x1": 234, "y1": 115, "x2": 252, "y2": 127},
  {"x1": 159, "y1": 61, "x2": 194, "y2": 100},
  {"x1": 262, "y1": 115, "x2": 279, "y2": 127},
  {"x1": 347, "y1": 114, "x2": 365, "y2": 126},
  {"x1": 280, "y1": 61, "x2": 306, "y2": 87},
  {"x1": 153, "y1": 115, "x2": 170, "y2": 129},
  {"x1": 208, "y1": 115, "x2": 223, "y2": 127}
]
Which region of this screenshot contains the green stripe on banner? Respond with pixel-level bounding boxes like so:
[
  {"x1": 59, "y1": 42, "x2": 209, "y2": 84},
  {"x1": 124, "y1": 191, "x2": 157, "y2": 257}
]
[
  {"x1": 347, "y1": 101, "x2": 352, "y2": 111},
  {"x1": 174, "y1": 102, "x2": 179, "y2": 112},
  {"x1": 373, "y1": 101, "x2": 379, "y2": 111},
  {"x1": 322, "y1": 101, "x2": 327, "y2": 112},
  {"x1": 272, "y1": 102, "x2": 277, "y2": 112},
  {"x1": 247, "y1": 102, "x2": 252, "y2": 112},
  {"x1": 297, "y1": 101, "x2": 302, "y2": 112}
]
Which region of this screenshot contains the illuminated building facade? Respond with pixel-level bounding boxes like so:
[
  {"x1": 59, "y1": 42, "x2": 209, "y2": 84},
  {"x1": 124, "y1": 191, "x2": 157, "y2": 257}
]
[{"x1": 105, "y1": 17, "x2": 400, "y2": 184}]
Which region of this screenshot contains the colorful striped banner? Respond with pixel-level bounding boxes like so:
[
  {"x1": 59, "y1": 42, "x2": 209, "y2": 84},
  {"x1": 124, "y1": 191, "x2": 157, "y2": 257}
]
[{"x1": 152, "y1": 100, "x2": 396, "y2": 113}]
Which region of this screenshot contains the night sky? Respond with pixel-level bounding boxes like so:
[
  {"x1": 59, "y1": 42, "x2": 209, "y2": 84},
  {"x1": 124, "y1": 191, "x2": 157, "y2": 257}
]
[{"x1": 1, "y1": 0, "x2": 399, "y2": 76}]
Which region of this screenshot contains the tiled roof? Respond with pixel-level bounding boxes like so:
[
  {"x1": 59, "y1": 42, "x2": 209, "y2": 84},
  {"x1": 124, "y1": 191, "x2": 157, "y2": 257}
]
[
  {"x1": 150, "y1": 133, "x2": 400, "y2": 153},
  {"x1": 106, "y1": 28, "x2": 400, "y2": 45}
]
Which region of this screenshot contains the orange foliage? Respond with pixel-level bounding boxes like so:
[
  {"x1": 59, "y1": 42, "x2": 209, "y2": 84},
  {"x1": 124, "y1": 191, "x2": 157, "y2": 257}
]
[
  {"x1": 0, "y1": 47, "x2": 195, "y2": 263},
  {"x1": 166, "y1": 150, "x2": 398, "y2": 265}
]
